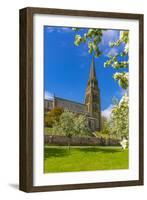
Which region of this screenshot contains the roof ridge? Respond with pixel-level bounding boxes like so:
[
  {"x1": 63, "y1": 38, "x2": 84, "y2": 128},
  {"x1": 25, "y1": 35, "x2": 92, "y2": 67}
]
[{"x1": 55, "y1": 96, "x2": 85, "y2": 106}]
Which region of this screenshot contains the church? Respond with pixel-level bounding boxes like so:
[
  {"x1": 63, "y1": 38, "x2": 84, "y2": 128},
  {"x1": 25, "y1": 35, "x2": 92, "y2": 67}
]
[{"x1": 44, "y1": 58, "x2": 101, "y2": 131}]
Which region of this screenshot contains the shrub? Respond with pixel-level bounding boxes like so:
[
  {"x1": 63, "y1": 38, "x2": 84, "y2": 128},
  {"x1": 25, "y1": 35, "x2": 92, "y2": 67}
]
[{"x1": 44, "y1": 107, "x2": 63, "y2": 127}]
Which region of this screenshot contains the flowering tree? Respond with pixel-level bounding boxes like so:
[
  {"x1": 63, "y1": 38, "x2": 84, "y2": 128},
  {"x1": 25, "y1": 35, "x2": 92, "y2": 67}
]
[
  {"x1": 73, "y1": 28, "x2": 103, "y2": 57},
  {"x1": 73, "y1": 29, "x2": 129, "y2": 89},
  {"x1": 104, "y1": 31, "x2": 129, "y2": 89},
  {"x1": 110, "y1": 94, "x2": 129, "y2": 139},
  {"x1": 74, "y1": 114, "x2": 90, "y2": 136},
  {"x1": 73, "y1": 28, "x2": 129, "y2": 140},
  {"x1": 52, "y1": 111, "x2": 90, "y2": 148}
]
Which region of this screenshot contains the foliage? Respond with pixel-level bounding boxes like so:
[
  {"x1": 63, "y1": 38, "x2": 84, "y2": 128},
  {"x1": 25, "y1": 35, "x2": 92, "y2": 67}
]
[
  {"x1": 94, "y1": 129, "x2": 120, "y2": 140},
  {"x1": 113, "y1": 72, "x2": 128, "y2": 89},
  {"x1": 100, "y1": 116, "x2": 110, "y2": 135},
  {"x1": 51, "y1": 111, "x2": 90, "y2": 137},
  {"x1": 72, "y1": 28, "x2": 129, "y2": 142},
  {"x1": 104, "y1": 31, "x2": 129, "y2": 89},
  {"x1": 74, "y1": 114, "x2": 90, "y2": 136},
  {"x1": 73, "y1": 29, "x2": 129, "y2": 89},
  {"x1": 44, "y1": 127, "x2": 54, "y2": 135},
  {"x1": 95, "y1": 94, "x2": 129, "y2": 140},
  {"x1": 101, "y1": 116, "x2": 107, "y2": 129},
  {"x1": 73, "y1": 28, "x2": 103, "y2": 57},
  {"x1": 52, "y1": 111, "x2": 75, "y2": 137},
  {"x1": 44, "y1": 107, "x2": 63, "y2": 127},
  {"x1": 110, "y1": 94, "x2": 129, "y2": 139}
]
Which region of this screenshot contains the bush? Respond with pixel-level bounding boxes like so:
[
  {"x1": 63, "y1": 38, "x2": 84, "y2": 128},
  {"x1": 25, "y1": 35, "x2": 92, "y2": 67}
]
[
  {"x1": 46, "y1": 111, "x2": 90, "y2": 138},
  {"x1": 44, "y1": 107, "x2": 63, "y2": 127},
  {"x1": 94, "y1": 131, "x2": 119, "y2": 140}
]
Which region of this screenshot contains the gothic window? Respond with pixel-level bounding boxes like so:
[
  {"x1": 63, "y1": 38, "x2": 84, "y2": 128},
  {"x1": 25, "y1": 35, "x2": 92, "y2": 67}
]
[
  {"x1": 93, "y1": 104, "x2": 96, "y2": 109},
  {"x1": 93, "y1": 94, "x2": 98, "y2": 101}
]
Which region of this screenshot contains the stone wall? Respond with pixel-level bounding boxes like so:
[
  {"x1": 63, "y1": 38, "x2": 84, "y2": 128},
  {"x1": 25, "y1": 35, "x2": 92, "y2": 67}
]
[{"x1": 44, "y1": 135, "x2": 120, "y2": 146}]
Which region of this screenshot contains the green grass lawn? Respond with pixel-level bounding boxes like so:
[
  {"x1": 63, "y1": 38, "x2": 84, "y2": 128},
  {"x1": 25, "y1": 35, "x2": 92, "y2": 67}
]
[{"x1": 44, "y1": 146, "x2": 128, "y2": 173}]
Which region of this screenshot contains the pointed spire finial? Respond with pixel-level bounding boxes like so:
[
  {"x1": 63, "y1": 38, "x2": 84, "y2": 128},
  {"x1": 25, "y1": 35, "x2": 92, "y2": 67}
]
[{"x1": 89, "y1": 57, "x2": 96, "y2": 79}]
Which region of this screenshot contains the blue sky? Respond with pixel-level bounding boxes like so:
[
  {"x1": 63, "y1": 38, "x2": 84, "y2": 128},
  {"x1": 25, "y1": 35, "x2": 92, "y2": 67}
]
[{"x1": 44, "y1": 26, "x2": 128, "y2": 117}]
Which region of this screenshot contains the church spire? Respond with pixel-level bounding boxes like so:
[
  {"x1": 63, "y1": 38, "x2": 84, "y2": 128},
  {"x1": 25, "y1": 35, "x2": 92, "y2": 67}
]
[
  {"x1": 85, "y1": 58, "x2": 101, "y2": 131},
  {"x1": 89, "y1": 57, "x2": 96, "y2": 80}
]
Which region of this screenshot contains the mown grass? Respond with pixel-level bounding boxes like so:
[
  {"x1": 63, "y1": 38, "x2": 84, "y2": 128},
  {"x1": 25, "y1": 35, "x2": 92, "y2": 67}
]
[{"x1": 44, "y1": 146, "x2": 128, "y2": 173}]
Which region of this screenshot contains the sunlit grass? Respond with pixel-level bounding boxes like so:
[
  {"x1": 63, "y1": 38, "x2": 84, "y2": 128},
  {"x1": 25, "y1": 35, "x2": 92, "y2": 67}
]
[{"x1": 44, "y1": 146, "x2": 128, "y2": 173}]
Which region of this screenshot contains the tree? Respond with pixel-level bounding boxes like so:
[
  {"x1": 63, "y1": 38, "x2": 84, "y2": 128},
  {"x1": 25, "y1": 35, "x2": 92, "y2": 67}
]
[
  {"x1": 73, "y1": 29, "x2": 129, "y2": 89},
  {"x1": 101, "y1": 116, "x2": 107, "y2": 130},
  {"x1": 44, "y1": 107, "x2": 63, "y2": 127},
  {"x1": 52, "y1": 111, "x2": 90, "y2": 148},
  {"x1": 74, "y1": 114, "x2": 90, "y2": 136},
  {"x1": 101, "y1": 116, "x2": 110, "y2": 135},
  {"x1": 73, "y1": 28, "x2": 129, "y2": 142},
  {"x1": 104, "y1": 31, "x2": 129, "y2": 89},
  {"x1": 110, "y1": 94, "x2": 129, "y2": 139},
  {"x1": 73, "y1": 28, "x2": 103, "y2": 57},
  {"x1": 58, "y1": 111, "x2": 75, "y2": 138}
]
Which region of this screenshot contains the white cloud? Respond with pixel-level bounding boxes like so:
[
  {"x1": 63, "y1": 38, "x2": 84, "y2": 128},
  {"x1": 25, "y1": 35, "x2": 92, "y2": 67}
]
[
  {"x1": 46, "y1": 27, "x2": 72, "y2": 34},
  {"x1": 115, "y1": 88, "x2": 128, "y2": 99},
  {"x1": 106, "y1": 47, "x2": 119, "y2": 57},
  {"x1": 100, "y1": 30, "x2": 120, "y2": 57},
  {"x1": 57, "y1": 27, "x2": 72, "y2": 33},
  {"x1": 45, "y1": 91, "x2": 54, "y2": 100},
  {"x1": 102, "y1": 30, "x2": 119, "y2": 45},
  {"x1": 60, "y1": 27, "x2": 72, "y2": 31},
  {"x1": 102, "y1": 104, "x2": 114, "y2": 119},
  {"x1": 46, "y1": 27, "x2": 54, "y2": 33}
]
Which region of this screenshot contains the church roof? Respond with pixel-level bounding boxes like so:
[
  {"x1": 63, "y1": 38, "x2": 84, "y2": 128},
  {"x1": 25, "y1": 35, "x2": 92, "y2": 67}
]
[
  {"x1": 54, "y1": 96, "x2": 85, "y2": 106},
  {"x1": 45, "y1": 96, "x2": 88, "y2": 114}
]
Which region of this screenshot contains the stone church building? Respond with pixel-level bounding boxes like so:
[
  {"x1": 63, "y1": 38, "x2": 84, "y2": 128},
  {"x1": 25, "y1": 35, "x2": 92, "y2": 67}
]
[{"x1": 44, "y1": 59, "x2": 101, "y2": 131}]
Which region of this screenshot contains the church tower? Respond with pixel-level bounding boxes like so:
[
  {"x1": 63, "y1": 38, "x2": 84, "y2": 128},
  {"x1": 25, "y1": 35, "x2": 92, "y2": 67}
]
[{"x1": 85, "y1": 58, "x2": 101, "y2": 131}]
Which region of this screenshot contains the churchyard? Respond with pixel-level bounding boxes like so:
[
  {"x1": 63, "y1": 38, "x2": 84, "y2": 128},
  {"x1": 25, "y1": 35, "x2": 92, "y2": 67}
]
[{"x1": 44, "y1": 145, "x2": 128, "y2": 173}]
